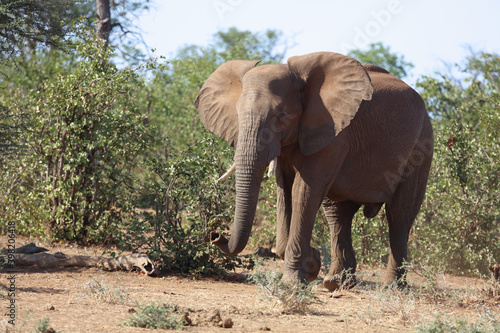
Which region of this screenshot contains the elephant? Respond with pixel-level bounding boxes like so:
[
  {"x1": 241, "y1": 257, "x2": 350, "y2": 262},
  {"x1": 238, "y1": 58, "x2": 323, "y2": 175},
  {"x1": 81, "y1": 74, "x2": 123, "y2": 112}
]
[{"x1": 194, "y1": 52, "x2": 433, "y2": 290}]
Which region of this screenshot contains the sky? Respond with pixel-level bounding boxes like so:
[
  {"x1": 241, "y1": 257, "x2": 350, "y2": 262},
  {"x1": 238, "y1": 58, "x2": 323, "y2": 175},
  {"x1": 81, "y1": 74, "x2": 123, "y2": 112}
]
[{"x1": 138, "y1": 0, "x2": 500, "y2": 84}]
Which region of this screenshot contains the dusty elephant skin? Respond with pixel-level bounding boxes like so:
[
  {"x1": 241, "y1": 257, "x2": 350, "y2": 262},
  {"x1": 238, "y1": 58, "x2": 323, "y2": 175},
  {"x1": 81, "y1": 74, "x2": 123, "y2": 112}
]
[{"x1": 195, "y1": 52, "x2": 433, "y2": 290}]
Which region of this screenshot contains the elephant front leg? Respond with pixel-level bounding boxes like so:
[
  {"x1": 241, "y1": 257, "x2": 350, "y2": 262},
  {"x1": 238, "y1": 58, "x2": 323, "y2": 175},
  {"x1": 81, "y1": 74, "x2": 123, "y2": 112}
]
[
  {"x1": 275, "y1": 161, "x2": 293, "y2": 259},
  {"x1": 322, "y1": 199, "x2": 360, "y2": 291},
  {"x1": 282, "y1": 176, "x2": 324, "y2": 285}
]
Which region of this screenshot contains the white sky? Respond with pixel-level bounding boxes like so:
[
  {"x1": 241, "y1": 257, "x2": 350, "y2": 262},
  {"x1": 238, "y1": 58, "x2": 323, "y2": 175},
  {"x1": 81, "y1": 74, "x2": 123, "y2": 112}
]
[{"x1": 138, "y1": 0, "x2": 500, "y2": 84}]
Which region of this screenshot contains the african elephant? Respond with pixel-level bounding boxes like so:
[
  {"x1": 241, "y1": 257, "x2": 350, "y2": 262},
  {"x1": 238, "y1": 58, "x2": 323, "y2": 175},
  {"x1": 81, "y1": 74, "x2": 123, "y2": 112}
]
[{"x1": 194, "y1": 52, "x2": 433, "y2": 290}]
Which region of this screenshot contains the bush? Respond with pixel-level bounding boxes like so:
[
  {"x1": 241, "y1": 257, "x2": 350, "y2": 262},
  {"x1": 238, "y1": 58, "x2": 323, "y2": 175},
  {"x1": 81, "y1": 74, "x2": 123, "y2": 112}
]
[
  {"x1": 0, "y1": 31, "x2": 150, "y2": 242},
  {"x1": 413, "y1": 52, "x2": 500, "y2": 276},
  {"x1": 124, "y1": 299, "x2": 185, "y2": 330},
  {"x1": 412, "y1": 126, "x2": 500, "y2": 275},
  {"x1": 33, "y1": 317, "x2": 53, "y2": 333},
  {"x1": 119, "y1": 137, "x2": 248, "y2": 275},
  {"x1": 417, "y1": 314, "x2": 500, "y2": 333}
]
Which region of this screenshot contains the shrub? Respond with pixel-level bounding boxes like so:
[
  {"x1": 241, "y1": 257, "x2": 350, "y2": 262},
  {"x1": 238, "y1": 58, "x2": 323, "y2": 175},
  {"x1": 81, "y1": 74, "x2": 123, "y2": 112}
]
[
  {"x1": 412, "y1": 127, "x2": 500, "y2": 275},
  {"x1": 119, "y1": 137, "x2": 248, "y2": 275},
  {"x1": 417, "y1": 314, "x2": 500, "y2": 333},
  {"x1": 413, "y1": 52, "x2": 500, "y2": 276},
  {"x1": 33, "y1": 317, "x2": 53, "y2": 333},
  {"x1": 0, "y1": 31, "x2": 150, "y2": 242},
  {"x1": 124, "y1": 299, "x2": 185, "y2": 330}
]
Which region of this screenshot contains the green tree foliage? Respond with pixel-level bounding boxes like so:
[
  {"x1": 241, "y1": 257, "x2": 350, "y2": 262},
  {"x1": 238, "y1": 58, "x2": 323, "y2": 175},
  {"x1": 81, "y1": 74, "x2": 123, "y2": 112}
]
[
  {"x1": 413, "y1": 52, "x2": 500, "y2": 275},
  {"x1": 145, "y1": 27, "x2": 286, "y2": 150},
  {"x1": 0, "y1": 0, "x2": 73, "y2": 59},
  {"x1": 0, "y1": 104, "x2": 25, "y2": 156},
  {"x1": 214, "y1": 27, "x2": 287, "y2": 63},
  {"x1": 0, "y1": 0, "x2": 152, "y2": 63},
  {"x1": 0, "y1": 47, "x2": 79, "y2": 163},
  {"x1": 347, "y1": 42, "x2": 414, "y2": 78},
  {"x1": 75, "y1": 0, "x2": 152, "y2": 62},
  {"x1": 0, "y1": 0, "x2": 152, "y2": 168},
  {"x1": 120, "y1": 138, "x2": 248, "y2": 275},
  {"x1": 0, "y1": 31, "x2": 150, "y2": 242},
  {"x1": 419, "y1": 52, "x2": 500, "y2": 127}
]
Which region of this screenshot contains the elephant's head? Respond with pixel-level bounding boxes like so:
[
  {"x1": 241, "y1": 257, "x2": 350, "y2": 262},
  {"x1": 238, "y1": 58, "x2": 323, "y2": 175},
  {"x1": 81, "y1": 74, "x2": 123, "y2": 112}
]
[{"x1": 194, "y1": 52, "x2": 373, "y2": 256}]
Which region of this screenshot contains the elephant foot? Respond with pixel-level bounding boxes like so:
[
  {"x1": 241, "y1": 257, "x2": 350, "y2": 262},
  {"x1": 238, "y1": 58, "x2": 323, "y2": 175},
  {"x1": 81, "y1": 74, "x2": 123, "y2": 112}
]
[
  {"x1": 305, "y1": 247, "x2": 321, "y2": 282},
  {"x1": 384, "y1": 267, "x2": 408, "y2": 289},
  {"x1": 323, "y1": 269, "x2": 357, "y2": 291},
  {"x1": 281, "y1": 270, "x2": 303, "y2": 287},
  {"x1": 383, "y1": 276, "x2": 408, "y2": 289},
  {"x1": 282, "y1": 247, "x2": 322, "y2": 284},
  {"x1": 323, "y1": 277, "x2": 340, "y2": 291}
]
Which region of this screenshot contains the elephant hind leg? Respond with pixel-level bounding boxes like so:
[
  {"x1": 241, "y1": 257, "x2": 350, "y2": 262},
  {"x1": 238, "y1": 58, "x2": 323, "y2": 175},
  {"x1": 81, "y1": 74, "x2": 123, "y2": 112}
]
[
  {"x1": 322, "y1": 199, "x2": 360, "y2": 291},
  {"x1": 384, "y1": 150, "x2": 433, "y2": 287}
]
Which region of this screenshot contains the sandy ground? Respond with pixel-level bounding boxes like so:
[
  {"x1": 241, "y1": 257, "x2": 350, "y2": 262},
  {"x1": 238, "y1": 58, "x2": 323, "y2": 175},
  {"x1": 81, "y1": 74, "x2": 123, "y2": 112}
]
[{"x1": 1, "y1": 236, "x2": 498, "y2": 332}]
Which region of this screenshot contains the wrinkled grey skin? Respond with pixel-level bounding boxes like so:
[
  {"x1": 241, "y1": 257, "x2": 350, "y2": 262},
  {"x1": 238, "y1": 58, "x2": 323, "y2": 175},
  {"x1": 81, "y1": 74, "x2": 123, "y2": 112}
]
[{"x1": 195, "y1": 52, "x2": 433, "y2": 290}]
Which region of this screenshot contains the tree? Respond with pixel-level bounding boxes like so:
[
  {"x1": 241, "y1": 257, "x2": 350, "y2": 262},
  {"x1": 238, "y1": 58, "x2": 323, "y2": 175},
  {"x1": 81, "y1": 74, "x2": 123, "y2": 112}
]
[
  {"x1": 96, "y1": 0, "x2": 111, "y2": 45},
  {"x1": 0, "y1": 0, "x2": 73, "y2": 60},
  {"x1": 0, "y1": 102, "x2": 26, "y2": 157},
  {"x1": 91, "y1": 0, "x2": 152, "y2": 61},
  {"x1": 0, "y1": 31, "x2": 151, "y2": 241},
  {"x1": 0, "y1": 0, "x2": 154, "y2": 241},
  {"x1": 0, "y1": 0, "x2": 152, "y2": 62},
  {"x1": 418, "y1": 51, "x2": 500, "y2": 127},
  {"x1": 214, "y1": 27, "x2": 287, "y2": 63},
  {"x1": 412, "y1": 52, "x2": 500, "y2": 275},
  {"x1": 146, "y1": 28, "x2": 289, "y2": 149},
  {"x1": 347, "y1": 42, "x2": 414, "y2": 79}
]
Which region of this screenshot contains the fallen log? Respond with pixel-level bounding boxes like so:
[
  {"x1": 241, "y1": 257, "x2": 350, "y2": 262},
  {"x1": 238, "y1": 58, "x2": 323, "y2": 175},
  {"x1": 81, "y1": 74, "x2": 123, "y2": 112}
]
[{"x1": 3, "y1": 244, "x2": 158, "y2": 276}]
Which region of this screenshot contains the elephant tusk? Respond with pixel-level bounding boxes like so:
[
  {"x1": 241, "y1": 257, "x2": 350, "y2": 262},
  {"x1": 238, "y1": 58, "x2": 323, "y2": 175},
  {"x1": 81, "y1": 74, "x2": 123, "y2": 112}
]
[
  {"x1": 267, "y1": 157, "x2": 277, "y2": 178},
  {"x1": 218, "y1": 163, "x2": 236, "y2": 182}
]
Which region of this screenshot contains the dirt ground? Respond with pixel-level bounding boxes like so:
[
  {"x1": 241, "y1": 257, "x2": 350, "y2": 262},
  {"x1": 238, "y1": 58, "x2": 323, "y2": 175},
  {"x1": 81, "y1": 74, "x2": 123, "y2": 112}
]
[{"x1": 1, "y1": 236, "x2": 499, "y2": 333}]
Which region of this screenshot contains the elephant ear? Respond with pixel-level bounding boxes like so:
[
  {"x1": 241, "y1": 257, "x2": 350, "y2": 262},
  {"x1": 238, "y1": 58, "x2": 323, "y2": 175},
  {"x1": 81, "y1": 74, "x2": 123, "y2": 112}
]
[
  {"x1": 287, "y1": 52, "x2": 373, "y2": 156},
  {"x1": 194, "y1": 60, "x2": 260, "y2": 147}
]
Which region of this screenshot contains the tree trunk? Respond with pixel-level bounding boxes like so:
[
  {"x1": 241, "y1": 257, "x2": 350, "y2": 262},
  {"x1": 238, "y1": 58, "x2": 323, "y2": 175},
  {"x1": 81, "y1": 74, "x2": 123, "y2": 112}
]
[
  {"x1": 96, "y1": 0, "x2": 111, "y2": 45},
  {"x1": 8, "y1": 252, "x2": 158, "y2": 276}
]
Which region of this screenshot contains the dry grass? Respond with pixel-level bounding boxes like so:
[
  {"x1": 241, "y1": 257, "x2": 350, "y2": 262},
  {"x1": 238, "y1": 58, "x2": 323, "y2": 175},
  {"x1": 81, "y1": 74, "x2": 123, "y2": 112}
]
[
  {"x1": 248, "y1": 259, "x2": 323, "y2": 314},
  {"x1": 71, "y1": 278, "x2": 131, "y2": 305},
  {"x1": 4, "y1": 235, "x2": 500, "y2": 332}
]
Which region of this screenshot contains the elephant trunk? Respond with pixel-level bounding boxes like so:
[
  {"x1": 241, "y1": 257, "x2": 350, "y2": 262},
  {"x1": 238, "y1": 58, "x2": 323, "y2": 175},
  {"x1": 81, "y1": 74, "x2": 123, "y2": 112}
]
[{"x1": 211, "y1": 133, "x2": 268, "y2": 256}]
